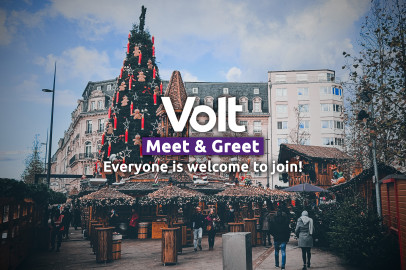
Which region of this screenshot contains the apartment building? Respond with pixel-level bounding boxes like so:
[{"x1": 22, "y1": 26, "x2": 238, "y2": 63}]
[
  {"x1": 50, "y1": 79, "x2": 116, "y2": 192},
  {"x1": 268, "y1": 69, "x2": 345, "y2": 187}
]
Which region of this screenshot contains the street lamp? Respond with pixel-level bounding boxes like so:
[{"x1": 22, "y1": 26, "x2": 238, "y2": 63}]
[{"x1": 42, "y1": 62, "x2": 56, "y2": 187}]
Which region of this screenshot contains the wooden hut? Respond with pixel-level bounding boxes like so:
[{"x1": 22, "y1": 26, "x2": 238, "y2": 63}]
[
  {"x1": 380, "y1": 174, "x2": 406, "y2": 270},
  {"x1": 278, "y1": 144, "x2": 353, "y2": 188},
  {"x1": 329, "y1": 164, "x2": 399, "y2": 206}
]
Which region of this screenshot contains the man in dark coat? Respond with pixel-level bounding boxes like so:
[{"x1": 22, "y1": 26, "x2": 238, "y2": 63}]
[
  {"x1": 270, "y1": 208, "x2": 291, "y2": 270},
  {"x1": 191, "y1": 207, "x2": 205, "y2": 252}
]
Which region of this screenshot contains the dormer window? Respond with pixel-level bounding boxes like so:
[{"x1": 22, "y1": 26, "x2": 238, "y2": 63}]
[
  {"x1": 192, "y1": 88, "x2": 198, "y2": 94},
  {"x1": 107, "y1": 84, "x2": 112, "y2": 91},
  {"x1": 97, "y1": 86, "x2": 101, "y2": 91},
  {"x1": 223, "y1": 88, "x2": 229, "y2": 95},
  {"x1": 253, "y1": 88, "x2": 259, "y2": 94},
  {"x1": 252, "y1": 97, "x2": 262, "y2": 113},
  {"x1": 239, "y1": 97, "x2": 248, "y2": 112},
  {"x1": 205, "y1": 96, "x2": 214, "y2": 108}
]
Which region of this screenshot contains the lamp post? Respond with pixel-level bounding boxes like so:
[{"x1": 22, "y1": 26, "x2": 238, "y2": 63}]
[{"x1": 43, "y1": 62, "x2": 56, "y2": 187}]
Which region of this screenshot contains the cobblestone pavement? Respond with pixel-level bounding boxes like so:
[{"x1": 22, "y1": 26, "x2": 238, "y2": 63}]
[{"x1": 19, "y1": 228, "x2": 358, "y2": 270}]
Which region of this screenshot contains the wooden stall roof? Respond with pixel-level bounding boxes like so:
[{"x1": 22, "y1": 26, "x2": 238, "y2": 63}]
[
  {"x1": 146, "y1": 185, "x2": 204, "y2": 199},
  {"x1": 380, "y1": 174, "x2": 406, "y2": 182},
  {"x1": 278, "y1": 144, "x2": 352, "y2": 163},
  {"x1": 79, "y1": 186, "x2": 135, "y2": 206},
  {"x1": 329, "y1": 164, "x2": 399, "y2": 193}
]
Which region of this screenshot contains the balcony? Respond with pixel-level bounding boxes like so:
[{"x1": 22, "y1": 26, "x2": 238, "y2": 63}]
[{"x1": 69, "y1": 152, "x2": 98, "y2": 166}]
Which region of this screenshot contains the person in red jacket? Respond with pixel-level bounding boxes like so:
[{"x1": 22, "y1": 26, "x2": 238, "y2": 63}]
[
  {"x1": 50, "y1": 208, "x2": 65, "y2": 252},
  {"x1": 128, "y1": 209, "x2": 139, "y2": 238}
]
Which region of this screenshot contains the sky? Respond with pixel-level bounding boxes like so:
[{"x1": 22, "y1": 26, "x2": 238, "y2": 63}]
[{"x1": 0, "y1": 0, "x2": 371, "y2": 180}]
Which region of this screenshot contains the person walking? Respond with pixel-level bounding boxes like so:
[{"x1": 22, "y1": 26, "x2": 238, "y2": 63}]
[
  {"x1": 62, "y1": 207, "x2": 72, "y2": 239},
  {"x1": 259, "y1": 206, "x2": 271, "y2": 247},
  {"x1": 205, "y1": 208, "x2": 220, "y2": 250},
  {"x1": 295, "y1": 211, "x2": 314, "y2": 270},
  {"x1": 73, "y1": 207, "x2": 81, "y2": 230},
  {"x1": 128, "y1": 209, "x2": 139, "y2": 239},
  {"x1": 191, "y1": 207, "x2": 205, "y2": 252},
  {"x1": 224, "y1": 205, "x2": 235, "y2": 232},
  {"x1": 270, "y1": 208, "x2": 290, "y2": 270},
  {"x1": 50, "y1": 208, "x2": 65, "y2": 252},
  {"x1": 109, "y1": 209, "x2": 119, "y2": 231}
]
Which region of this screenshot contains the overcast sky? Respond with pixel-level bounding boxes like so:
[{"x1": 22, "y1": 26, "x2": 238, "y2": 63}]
[{"x1": 0, "y1": 0, "x2": 371, "y2": 179}]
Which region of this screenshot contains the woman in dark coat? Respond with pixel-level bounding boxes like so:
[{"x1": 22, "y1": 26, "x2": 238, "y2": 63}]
[
  {"x1": 295, "y1": 210, "x2": 314, "y2": 270},
  {"x1": 205, "y1": 208, "x2": 220, "y2": 250}
]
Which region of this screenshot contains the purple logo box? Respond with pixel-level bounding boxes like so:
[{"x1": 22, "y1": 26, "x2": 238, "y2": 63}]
[{"x1": 142, "y1": 137, "x2": 264, "y2": 156}]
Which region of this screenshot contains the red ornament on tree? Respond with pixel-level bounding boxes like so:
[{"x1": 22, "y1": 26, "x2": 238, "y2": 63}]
[
  {"x1": 108, "y1": 143, "x2": 111, "y2": 157},
  {"x1": 152, "y1": 36, "x2": 154, "y2": 44},
  {"x1": 140, "y1": 144, "x2": 143, "y2": 158},
  {"x1": 114, "y1": 116, "x2": 117, "y2": 130},
  {"x1": 128, "y1": 32, "x2": 131, "y2": 39},
  {"x1": 130, "y1": 101, "x2": 133, "y2": 114},
  {"x1": 153, "y1": 66, "x2": 156, "y2": 79},
  {"x1": 129, "y1": 76, "x2": 133, "y2": 90},
  {"x1": 127, "y1": 42, "x2": 130, "y2": 53},
  {"x1": 160, "y1": 82, "x2": 163, "y2": 95},
  {"x1": 152, "y1": 45, "x2": 155, "y2": 57},
  {"x1": 108, "y1": 107, "x2": 112, "y2": 119},
  {"x1": 154, "y1": 93, "x2": 157, "y2": 105},
  {"x1": 138, "y1": 51, "x2": 142, "y2": 65},
  {"x1": 125, "y1": 129, "x2": 128, "y2": 144},
  {"x1": 101, "y1": 132, "x2": 105, "y2": 145},
  {"x1": 120, "y1": 67, "x2": 123, "y2": 79},
  {"x1": 141, "y1": 114, "x2": 145, "y2": 130},
  {"x1": 116, "y1": 91, "x2": 119, "y2": 104}
]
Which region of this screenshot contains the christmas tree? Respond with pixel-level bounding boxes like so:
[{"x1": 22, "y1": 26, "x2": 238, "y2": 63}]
[{"x1": 100, "y1": 6, "x2": 162, "y2": 167}]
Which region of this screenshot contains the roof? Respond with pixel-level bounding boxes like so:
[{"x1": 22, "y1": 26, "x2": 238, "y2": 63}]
[
  {"x1": 278, "y1": 144, "x2": 352, "y2": 163},
  {"x1": 79, "y1": 186, "x2": 135, "y2": 206},
  {"x1": 142, "y1": 185, "x2": 205, "y2": 205},
  {"x1": 164, "y1": 81, "x2": 269, "y2": 113},
  {"x1": 268, "y1": 69, "x2": 335, "y2": 74},
  {"x1": 157, "y1": 70, "x2": 187, "y2": 114},
  {"x1": 380, "y1": 174, "x2": 406, "y2": 182},
  {"x1": 329, "y1": 164, "x2": 400, "y2": 193}
]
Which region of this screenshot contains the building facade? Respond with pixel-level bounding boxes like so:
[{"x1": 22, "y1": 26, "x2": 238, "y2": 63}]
[
  {"x1": 268, "y1": 69, "x2": 345, "y2": 187},
  {"x1": 50, "y1": 79, "x2": 116, "y2": 192},
  {"x1": 51, "y1": 69, "x2": 345, "y2": 192}
]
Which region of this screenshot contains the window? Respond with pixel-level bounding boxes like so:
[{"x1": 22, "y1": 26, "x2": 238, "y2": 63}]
[
  {"x1": 97, "y1": 100, "x2": 103, "y2": 110},
  {"x1": 300, "y1": 139, "x2": 310, "y2": 145},
  {"x1": 335, "y1": 121, "x2": 344, "y2": 129},
  {"x1": 275, "y1": 74, "x2": 286, "y2": 83},
  {"x1": 318, "y1": 163, "x2": 328, "y2": 174},
  {"x1": 297, "y1": 88, "x2": 309, "y2": 96},
  {"x1": 298, "y1": 104, "x2": 309, "y2": 113},
  {"x1": 335, "y1": 138, "x2": 344, "y2": 146},
  {"x1": 98, "y1": 119, "x2": 104, "y2": 132},
  {"x1": 253, "y1": 88, "x2": 259, "y2": 94},
  {"x1": 320, "y1": 86, "x2": 332, "y2": 95},
  {"x1": 253, "y1": 121, "x2": 262, "y2": 133},
  {"x1": 240, "y1": 97, "x2": 248, "y2": 112},
  {"x1": 253, "y1": 101, "x2": 261, "y2": 112},
  {"x1": 321, "y1": 104, "x2": 332, "y2": 112},
  {"x1": 193, "y1": 88, "x2": 198, "y2": 94},
  {"x1": 223, "y1": 88, "x2": 229, "y2": 94},
  {"x1": 276, "y1": 88, "x2": 287, "y2": 97},
  {"x1": 91, "y1": 101, "x2": 96, "y2": 111},
  {"x1": 194, "y1": 97, "x2": 200, "y2": 106},
  {"x1": 333, "y1": 104, "x2": 342, "y2": 112},
  {"x1": 296, "y1": 73, "x2": 308, "y2": 82},
  {"x1": 318, "y1": 73, "x2": 334, "y2": 82},
  {"x1": 205, "y1": 97, "x2": 214, "y2": 108},
  {"x1": 322, "y1": 137, "x2": 334, "y2": 145},
  {"x1": 86, "y1": 120, "x2": 92, "y2": 133},
  {"x1": 84, "y1": 165, "x2": 91, "y2": 175},
  {"x1": 299, "y1": 120, "x2": 309, "y2": 129},
  {"x1": 97, "y1": 86, "x2": 101, "y2": 91},
  {"x1": 107, "y1": 84, "x2": 112, "y2": 91},
  {"x1": 321, "y1": 120, "x2": 333, "y2": 129},
  {"x1": 276, "y1": 105, "x2": 288, "y2": 114},
  {"x1": 239, "y1": 121, "x2": 248, "y2": 129},
  {"x1": 278, "y1": 138, "x2": 288, "y2": 146},
  {"x1": 85, "y1": 141, "x2": 92, "y2": 157},
  {"x1": 327, "y1": 73, "x2": 334, "y2": 81},
  {"x1": 277, "y1": 121, "x2": 288, "y2": 129},
  {"x1": 333, "y1": 87, "x2": 342, "y2": 96}
]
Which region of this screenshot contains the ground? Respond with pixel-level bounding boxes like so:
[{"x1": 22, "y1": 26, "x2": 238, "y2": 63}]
[{"x1": 19, "y1": 228, "x2": 358, "y2": 270}]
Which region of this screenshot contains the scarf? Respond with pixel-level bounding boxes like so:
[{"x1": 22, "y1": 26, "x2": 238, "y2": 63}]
[{"x1": 300, "y1": 211, "x2": 313, "y2": 235}]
